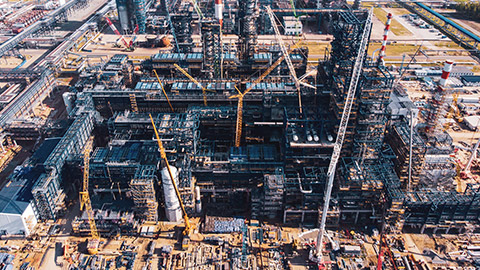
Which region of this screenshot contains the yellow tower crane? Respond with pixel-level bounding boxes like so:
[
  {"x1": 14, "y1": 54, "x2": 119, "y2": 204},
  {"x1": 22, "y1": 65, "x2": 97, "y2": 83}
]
[
  {"x1": 173, "y1": 63, "x2": 209, "y2": 106},
  {"x1": 149, "y1": 114, "x2": 193, "y2": 238},
  {"x1": 79, "y1": 137, "x2": 100, "y2": 255},
  {"x1": 230, "y1": 51, "x2": 293, "y2": 147}
]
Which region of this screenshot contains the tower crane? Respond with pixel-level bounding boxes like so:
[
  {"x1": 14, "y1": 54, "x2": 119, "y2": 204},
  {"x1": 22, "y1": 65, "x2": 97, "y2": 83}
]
[
  {"x1": 79, "y1": 137, "x2": 99, "y2": 255},
  {"x1": 230, "y1": 49, "x2": 294, "y2": 147},
  {"x1": 266, "y1": 6, "x2": 314, "y2": 113},
  {"x1": 104, "y1": 17, "x2": 133, "y2": 51},
  {"x1": 174, "y1": 63, "x2": 210, "y2": 106},
  {"x1": 150, "y1": 114, "x2": 193, "y2": 238},
  {"x1": 314, "y1": 9, "x2": 372, "y2": 263}
]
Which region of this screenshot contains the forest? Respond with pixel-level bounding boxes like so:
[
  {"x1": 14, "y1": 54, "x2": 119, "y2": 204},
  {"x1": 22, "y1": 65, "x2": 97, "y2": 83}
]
[{"x1": 456, "y1": 2, "x2": 480, "y2": 21}]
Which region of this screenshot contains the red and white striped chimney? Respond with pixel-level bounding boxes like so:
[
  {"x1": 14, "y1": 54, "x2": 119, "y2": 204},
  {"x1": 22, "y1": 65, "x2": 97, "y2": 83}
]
[
  {"x1": 215, "y1": 0, "x2": 223, "y2": 26},
  {"x1": 378, "y1": 13, "x2": 392, "y2": 64},
  {"x1": 439, "y1": 60, "x2": 453, "y2": 87}
]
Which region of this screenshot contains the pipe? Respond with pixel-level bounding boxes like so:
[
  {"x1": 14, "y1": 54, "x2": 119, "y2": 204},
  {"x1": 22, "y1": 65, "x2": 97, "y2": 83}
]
[
  {"x1": 371, "y1": 48, "x2": 380, "y2": 61},
  {"x1": 378, "y1": 13, "x2": 392, "y2": 65},
  {"x1": 408, "y1": 109, "x2": 414, "y2": 192}
]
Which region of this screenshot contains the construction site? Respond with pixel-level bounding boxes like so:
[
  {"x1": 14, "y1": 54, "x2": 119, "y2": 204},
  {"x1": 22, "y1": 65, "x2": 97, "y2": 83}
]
[{"x1": 2, "y1": 0, "x2": 480, "y2": 269}]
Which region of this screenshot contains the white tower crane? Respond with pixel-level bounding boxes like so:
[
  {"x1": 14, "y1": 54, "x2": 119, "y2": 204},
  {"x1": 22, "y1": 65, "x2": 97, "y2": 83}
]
[
  {"x1": 314, "y1": 9, "x2": 372, "y2": 262},
  {"x1": 266, "y1": 6, "x2": 314, "y2": 114}
]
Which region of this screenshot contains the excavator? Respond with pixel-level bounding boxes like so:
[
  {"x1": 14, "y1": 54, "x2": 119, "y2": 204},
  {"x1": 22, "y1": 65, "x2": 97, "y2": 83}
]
[{"x1": 150, "y1": 114, "x2": 193, "y2": 250}]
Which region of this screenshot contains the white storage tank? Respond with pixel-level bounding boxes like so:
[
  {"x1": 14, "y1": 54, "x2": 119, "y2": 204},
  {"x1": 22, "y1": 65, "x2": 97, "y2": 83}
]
[
  {"x1": 195, "y1": 186, "x2": 202, "y2": 214},
  {"x1": 161, "y1": 166, "x2": 182, "y2": 222}
]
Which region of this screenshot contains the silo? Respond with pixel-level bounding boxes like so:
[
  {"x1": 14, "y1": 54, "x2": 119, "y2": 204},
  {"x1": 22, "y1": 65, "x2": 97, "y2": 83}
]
[{"x1": 161, "y1": 166, "x2": 182, "y2": 222}]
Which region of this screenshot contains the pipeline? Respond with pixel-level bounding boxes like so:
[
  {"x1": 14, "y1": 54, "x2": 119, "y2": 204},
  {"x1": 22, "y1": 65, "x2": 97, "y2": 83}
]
[{"x1": 12, "y1": 55, "x2": 26, "y2": 71}]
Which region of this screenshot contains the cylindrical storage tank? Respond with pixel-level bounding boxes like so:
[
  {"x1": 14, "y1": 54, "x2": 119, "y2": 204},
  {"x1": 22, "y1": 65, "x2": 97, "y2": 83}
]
[
  {"x1": 161, "y1": 166, "x2": 182, "y2": 222},
  {"x1": 195, "y1": 186, "x2": 202, "y2": 214},
  {"x1": 62, "y1": 92, "x2": 75, "y2": 115}
]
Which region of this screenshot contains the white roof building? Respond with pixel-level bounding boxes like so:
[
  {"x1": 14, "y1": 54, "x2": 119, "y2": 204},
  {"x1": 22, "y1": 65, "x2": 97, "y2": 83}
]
[
  {"x1": 0, "y1": 168, "x2": 39, "y2": 236},
  {"x1": 464, "y1": 115, "x2": 480, "y2": 131}
]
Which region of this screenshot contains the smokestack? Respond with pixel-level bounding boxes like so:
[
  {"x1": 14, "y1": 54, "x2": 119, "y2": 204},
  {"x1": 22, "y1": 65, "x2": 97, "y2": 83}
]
[
  {"x1": 439, "y1": 60, "x2": 453, "y2": 87},
  {"x1": 378, "y1": 13, "x2": 392, "y2": 65},
  {"x1": 425, "y1": 60, "x2": 454, "y2": 134},
  {"x1": 215, "y1": 0, "x2": 223, "y2": 26}
]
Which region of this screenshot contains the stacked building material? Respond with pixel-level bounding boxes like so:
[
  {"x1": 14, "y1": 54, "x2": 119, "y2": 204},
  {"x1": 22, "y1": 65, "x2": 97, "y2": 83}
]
[{"x1": 203, "y1": 216, "x2": 244, "y2": 233}]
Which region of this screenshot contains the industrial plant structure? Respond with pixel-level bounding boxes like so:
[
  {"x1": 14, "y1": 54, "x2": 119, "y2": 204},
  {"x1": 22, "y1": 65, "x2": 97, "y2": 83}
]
[{"x1": 0, "y1": 0, "x2": 478, "y2": 266}]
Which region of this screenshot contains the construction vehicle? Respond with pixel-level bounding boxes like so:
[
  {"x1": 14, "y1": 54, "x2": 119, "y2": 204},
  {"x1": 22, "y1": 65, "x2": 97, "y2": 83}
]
[
  {"x1": 104, "y1": 17, "x2": 134, "y2": 51},
  {"x1": 79, "y1": 137, "x2": 100, "y2": 255},
  {"x1": 150, "y1": 114, "x2": 193, "y2": 248}
]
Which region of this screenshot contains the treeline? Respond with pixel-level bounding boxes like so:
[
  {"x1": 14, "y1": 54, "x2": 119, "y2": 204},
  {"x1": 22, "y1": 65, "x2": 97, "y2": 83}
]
[{"x1": 456, "y1": 2, "x2": 480, "y2": 21}]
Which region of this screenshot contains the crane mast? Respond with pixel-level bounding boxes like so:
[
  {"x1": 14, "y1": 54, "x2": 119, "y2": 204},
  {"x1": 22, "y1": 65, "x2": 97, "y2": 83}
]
[
  {"x1": 265, "y1": 6, "x2": 303, "y2": 113},
  {"x1": 174, "y1": 63, "x2": 209, "y2": 106},
  {"x1": 153, "y1": 69, "x2": 174, "y2": 112},
  {"x1": 315, "y1": 9, "x2": 372, "y2": 261},
  {"x1": 231, "y1": 49, "x2": 294, "y2": 147},
  {"x1": 79, "y1": 136, "x2": 99, "y2": 254}
]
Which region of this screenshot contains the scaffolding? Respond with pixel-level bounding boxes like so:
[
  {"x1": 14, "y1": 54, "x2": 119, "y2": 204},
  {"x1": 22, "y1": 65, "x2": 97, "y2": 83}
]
[
  {"x1": 319, "y1": 11, "x2": 372, "y2": 155},
  {"x1": 283, "y1": 167, "x2": 328, "y2": 226},
  {"x1": 283, "y1": 107, "x2": 334, "y2": 167},
  {"x1": 402, "y1": 186, "x2": 480, "y2": 234},
  {"x1": 251, "y1": 171, "x2": 285, "y2": 219},
  {"x1": 133, "y1": 0, "x2": 146, "y2": 33},
  {"x1": 44, "y1": 111, "x2": 95, "y2": 172},
  {"x1": 201, "y1": 20, "x2": 221, "y2": 79},
  {"x1": 386, "y1": 121, "x2": 426, "y2": 190},
  {"x1": 130, "y1": 165, "x2": 158, "y2": 222},
  {"x1": 0, "y1": 69, "x2": 56, "y2": 127},
  {"x1": 92, "y1": 112, "x2": 198, "y2": 213},
  {"x1": 238, "y1": 0, "x2": 258, "y2": 60},
  {"x1": 32, "y1": 171, "x2": 64, "y2": 221},
  {"x1": 353, "y1": 65, "x2": 394, "y2": 160},
  {"x1": 171, "y1": 11, "x2": 193, "y2": 53},
  {"x1": 72, "y1": 209, "x2": 136, "y2": 236},
  {"x1": 32, "y1": 111, "x2": 94, "y2": 220}
]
